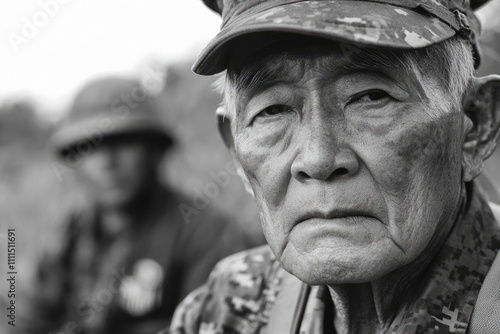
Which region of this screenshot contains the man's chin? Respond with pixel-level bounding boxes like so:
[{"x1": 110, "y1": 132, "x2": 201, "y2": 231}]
[{"x1": 280, "y1": 249, "x2": 395, "y2": 286}]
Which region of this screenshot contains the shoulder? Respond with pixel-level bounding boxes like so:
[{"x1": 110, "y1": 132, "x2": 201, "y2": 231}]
[
  {"x1": 38, "y1": 203, "x2": 96, "y2": 259},
  {"x1": 169, "y1": 245, "x2": 286, "y2": 334}
]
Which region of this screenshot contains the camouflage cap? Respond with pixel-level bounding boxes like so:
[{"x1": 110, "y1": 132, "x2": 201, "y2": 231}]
[{"x1": 194, "y1": 0, "x2": 491, "y2": 75}]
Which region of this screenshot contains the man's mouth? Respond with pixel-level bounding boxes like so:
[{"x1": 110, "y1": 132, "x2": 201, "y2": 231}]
[{"x1": 295, "y1": 209, "x2": 377, "y2": 225}]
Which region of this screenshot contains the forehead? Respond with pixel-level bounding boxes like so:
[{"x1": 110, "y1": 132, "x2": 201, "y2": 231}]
[{"x1": 229, "y1": 38, "x2": 419, "y2": 94}]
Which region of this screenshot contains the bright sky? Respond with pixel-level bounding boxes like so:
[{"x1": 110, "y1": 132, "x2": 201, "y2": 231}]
[
  {"x1": 0, "y1": 0, "x2": 498, "y2": 120},
  {"x1": 0, "y1": 0, "x2": 221, "y2": 120}
]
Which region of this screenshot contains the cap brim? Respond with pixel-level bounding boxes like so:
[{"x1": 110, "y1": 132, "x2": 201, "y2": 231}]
[
  {"x1": 50, "y1": 113, "x2": 173, "y2": 155},
  {"x1": 194, "y1": 0, "x2": 456, "y2": 75}
]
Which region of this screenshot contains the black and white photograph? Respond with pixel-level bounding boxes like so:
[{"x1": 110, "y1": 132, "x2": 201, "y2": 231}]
[{"x1": 1, "y1": 1, "x2": 500, "y2": 333}]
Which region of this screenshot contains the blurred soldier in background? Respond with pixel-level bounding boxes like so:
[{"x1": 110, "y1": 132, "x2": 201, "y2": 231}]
[{"x1": 15, "y1": 77, "x2": 250, "y2": 334}]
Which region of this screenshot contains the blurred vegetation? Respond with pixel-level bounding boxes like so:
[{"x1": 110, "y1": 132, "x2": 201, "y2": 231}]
[
  {"x1": 0, "y1": 61, "x2": 264, "y2": 287},
  {"x1": 156, "y1": 62, "x2": 263, "y2": 243}
]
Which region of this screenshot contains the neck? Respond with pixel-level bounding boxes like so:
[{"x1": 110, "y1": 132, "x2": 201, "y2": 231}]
[
  {"x1": 328, "y1": 284, "x2": 380, "y2": 334},
  {"x1": 328, "y1": 187, "x2": 466, "y2": 333}
]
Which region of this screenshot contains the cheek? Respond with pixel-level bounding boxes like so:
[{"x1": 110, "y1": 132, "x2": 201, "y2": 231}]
[
  {"x1": 234, "y1": 122, "x2": 296, "y2": 210},
  {"x1": 392, "y1": 114, "x2": 461, "y2": 195},
  {"x1": 234, "y1": 123, "x2": 298, "y2": 255},
  {"x1": 356, "y1": 107, "x2": 460, "y2": 197},
  {"x1": 358, "y1": 110, "x2": 463, "y2": 249}
]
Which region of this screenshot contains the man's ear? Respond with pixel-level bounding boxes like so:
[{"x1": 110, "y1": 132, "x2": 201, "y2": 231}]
[
  {"x1": 216, "y1": 106, "x2": 255, "y2": 197},
  {"x1": 462, "y1": 75, "x2": 500, "y2": 181},
  {"x1": 216, "y1": 106, "x2": 233, "y2": 150}
]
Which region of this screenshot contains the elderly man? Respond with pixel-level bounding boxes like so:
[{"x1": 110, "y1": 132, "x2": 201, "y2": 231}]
[
  {"x1": 167, "y1": 0, "x2": 500, "y2": 333},
  {"x1": 14, "y1": 77, "x2": 250, "y2": 334}
]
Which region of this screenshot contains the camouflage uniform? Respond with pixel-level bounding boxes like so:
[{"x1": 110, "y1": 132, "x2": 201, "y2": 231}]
[
  {"x1": 19, "y1": 186, "x2": 250, "y2": 334},
  {"x1": 168, "y1": 185, "x2": 500, "y2": 334}
]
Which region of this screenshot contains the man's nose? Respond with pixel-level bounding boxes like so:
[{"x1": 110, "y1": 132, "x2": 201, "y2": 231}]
[{"x1": 290, "y1": 122, "x2": 360, "y2": 182}]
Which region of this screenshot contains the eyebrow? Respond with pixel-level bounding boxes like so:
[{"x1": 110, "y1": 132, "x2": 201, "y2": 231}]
[{"x1": 234, "y1": 47, "x2": 413, "y2": 94}]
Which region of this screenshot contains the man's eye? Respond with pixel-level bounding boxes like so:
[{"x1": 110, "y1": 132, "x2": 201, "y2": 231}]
[
  {"x1": 257, "y1": 105, "x2": 293, "y2": 117},
  {"x1": 350, "y1": 90, "x2": 390, "y2": 104}
]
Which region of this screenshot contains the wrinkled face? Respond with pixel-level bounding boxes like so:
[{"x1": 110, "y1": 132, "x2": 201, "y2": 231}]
[
  {"x1": 75, "y1": 135, "x2": 159, "y2": 209},
  {"x1": 229, "y1": 44, "x2": 467, "y2": 285}
]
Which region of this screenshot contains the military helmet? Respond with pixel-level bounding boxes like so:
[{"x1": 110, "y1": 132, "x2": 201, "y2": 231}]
[{"x1": 50, "y1": 76, "x2": 173, "y2": 156}]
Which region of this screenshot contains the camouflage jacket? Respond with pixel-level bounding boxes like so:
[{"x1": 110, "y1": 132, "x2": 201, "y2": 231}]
[{"x1": 167, "y1": 185, "x2": 500, "y2": 334}]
